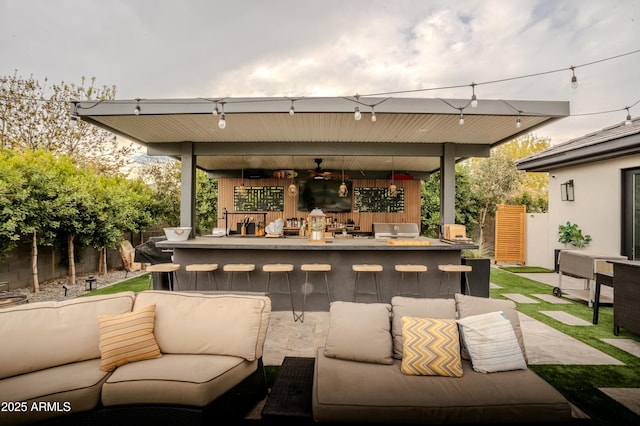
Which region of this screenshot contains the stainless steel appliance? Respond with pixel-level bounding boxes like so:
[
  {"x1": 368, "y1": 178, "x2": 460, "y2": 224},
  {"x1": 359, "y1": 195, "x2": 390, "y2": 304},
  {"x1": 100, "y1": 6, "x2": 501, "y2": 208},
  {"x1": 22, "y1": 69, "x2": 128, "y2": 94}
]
[{"x1": 373, "y1": 223, "x2": 419, "y2": 240}]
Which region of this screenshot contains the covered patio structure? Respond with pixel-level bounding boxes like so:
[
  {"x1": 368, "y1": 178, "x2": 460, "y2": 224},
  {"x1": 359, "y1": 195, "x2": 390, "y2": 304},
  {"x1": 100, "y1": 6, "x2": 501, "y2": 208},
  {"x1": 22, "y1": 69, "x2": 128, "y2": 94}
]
[{"x1": 74, "y1": 95, "x2": 569, "y2": 236}]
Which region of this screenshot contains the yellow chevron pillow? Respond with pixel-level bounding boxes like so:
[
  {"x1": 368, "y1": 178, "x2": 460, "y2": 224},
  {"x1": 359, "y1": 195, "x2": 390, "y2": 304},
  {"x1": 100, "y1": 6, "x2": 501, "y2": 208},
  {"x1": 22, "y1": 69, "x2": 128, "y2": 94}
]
[
  {"x1": 400, "y1": 316, "x2": 463, "y2": 377},
  {"x1": 98, "y1": 304, "x2": 162, "y2": 372}
]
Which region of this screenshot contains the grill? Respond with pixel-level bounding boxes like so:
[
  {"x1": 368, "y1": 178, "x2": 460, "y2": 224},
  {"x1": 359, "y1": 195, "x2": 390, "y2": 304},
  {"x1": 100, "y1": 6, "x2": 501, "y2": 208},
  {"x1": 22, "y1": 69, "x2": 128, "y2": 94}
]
[{"x1": 373, "y1": 223, "x2": 420, "y2": 240}]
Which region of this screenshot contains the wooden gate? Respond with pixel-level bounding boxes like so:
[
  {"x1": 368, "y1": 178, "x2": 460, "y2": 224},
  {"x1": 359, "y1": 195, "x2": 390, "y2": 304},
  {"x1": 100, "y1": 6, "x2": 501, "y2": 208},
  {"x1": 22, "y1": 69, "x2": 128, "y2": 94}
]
[{"x1": 494, "y1": 204, "x2": 526, "y2": 265}]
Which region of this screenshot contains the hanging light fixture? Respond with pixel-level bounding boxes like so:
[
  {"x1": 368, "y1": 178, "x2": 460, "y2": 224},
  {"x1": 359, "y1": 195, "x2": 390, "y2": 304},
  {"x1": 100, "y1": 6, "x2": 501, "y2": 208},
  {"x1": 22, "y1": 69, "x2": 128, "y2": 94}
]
[
  {"x1": 134, "y1": 98, "x2": 141, "y2": 115},
  {"x1": 238, "y1": 155, "x2": 246, "y2": 197},
  {"x1": 470, "y1": 83, "x2": 478, "y2": 108},
  {"x1": 458, "y1": 109, "x2": 465, "y2": 125},
  {"x1": 218, "y1": 103, "x2": 226, "y2": 129},
  {"x1": 354, "y1": 106, "x2": 361, "y2": 120},
  {"x1": 570, "y1": 66, "x2": 578, "y2": 89},
  {"x1": 339, "y1": 157, "x2": 348, "y2": 197},
  {"x1": 288, "y1": 156, "x2": 298, "y2": 196},
  {"x1": 516, "y1": 112, "x2": 522, "y2": 128},
  {"x1": 212, "y1": 103, "x2": 219, "y2": 116},
  {"x1": 289, "y1": 100, "x2": 295, "y2": 116},
  {"x1": 371, "y1": 106, "x2": 377, "y2": 122},
  {"x1": 625, "y1": 107, "x2": 633, "y2": 126},
  {"x1": 388, "y1": 157, "x2": 397, "y2": 198}
]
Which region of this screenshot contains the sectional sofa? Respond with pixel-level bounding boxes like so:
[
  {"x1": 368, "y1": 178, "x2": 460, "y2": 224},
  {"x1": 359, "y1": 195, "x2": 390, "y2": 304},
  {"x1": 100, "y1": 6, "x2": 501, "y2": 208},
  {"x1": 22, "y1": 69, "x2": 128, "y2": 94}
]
[
  {"x1": 0, "y1": 290, "x2": 271, "y2": 425},
  {"x1": 313, "y1": 294, "x2": 574, "y2": 424}
]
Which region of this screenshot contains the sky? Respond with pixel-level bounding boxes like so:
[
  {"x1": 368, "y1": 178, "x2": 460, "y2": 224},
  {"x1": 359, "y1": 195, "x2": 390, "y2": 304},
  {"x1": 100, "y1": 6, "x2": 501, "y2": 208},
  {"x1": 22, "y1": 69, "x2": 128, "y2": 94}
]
[{"x1": 1, "y1": 0, "x2": 639, "y2": 145}]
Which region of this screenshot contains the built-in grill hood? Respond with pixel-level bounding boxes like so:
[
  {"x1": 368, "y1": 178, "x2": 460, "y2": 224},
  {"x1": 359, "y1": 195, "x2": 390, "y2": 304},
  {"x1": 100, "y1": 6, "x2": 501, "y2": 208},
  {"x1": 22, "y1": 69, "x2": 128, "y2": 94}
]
[{"x1": 373, "y1": 223, "x2": 420, "y2": 240}]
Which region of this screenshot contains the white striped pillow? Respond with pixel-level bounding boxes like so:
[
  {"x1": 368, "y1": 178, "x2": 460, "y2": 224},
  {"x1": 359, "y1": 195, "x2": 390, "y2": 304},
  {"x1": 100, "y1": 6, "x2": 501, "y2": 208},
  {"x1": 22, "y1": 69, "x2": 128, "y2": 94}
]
[
  {"x1": 98, "y1": 304, "x2": 162, "y2": 372},
  {"x1": 456, "y1": 311, "x2": 526, "y2": 373}
]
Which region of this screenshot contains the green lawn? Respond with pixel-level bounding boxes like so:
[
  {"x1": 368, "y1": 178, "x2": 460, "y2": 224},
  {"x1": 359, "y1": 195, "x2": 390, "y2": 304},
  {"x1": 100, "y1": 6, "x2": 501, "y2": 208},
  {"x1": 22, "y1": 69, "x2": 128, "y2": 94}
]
[
  {"x1": 490, "y1": 268, "x2": 640, "y2": 425},
  {"x1": 499, "y1": 266, "x2": 555, "y2": 273},
  {"x1": 81, "y1": 274, "x2": 151, "y2": 296}
]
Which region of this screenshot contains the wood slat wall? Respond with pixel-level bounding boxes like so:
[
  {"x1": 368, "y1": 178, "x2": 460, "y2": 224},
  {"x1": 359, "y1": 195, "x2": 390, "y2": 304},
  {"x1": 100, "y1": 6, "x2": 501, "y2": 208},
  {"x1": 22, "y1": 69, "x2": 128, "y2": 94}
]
[
  {"x1": 494, "y1": 204, "x2": 526, "y2": 265},
  {"x1": 217, "y1": 178, "x2": 421, "y2": 233}
]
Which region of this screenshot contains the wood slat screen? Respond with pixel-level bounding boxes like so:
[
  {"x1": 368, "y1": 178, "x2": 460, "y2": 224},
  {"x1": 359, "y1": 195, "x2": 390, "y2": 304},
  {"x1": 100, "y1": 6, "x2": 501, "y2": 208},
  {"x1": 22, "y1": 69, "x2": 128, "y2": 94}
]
[
  {"x1": 217, "y1": 178, "x2": 421, "y2": 233},
  {"x1": 494, "y1": 204, "x2": 526, "y2": 265}
]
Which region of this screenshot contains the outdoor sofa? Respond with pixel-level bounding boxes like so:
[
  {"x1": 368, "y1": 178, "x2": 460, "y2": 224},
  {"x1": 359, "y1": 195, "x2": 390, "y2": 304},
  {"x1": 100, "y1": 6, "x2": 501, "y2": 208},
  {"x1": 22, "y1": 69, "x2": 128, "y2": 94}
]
[
  {"x1": 0, "y1": 290, "x2": 271, "y2": 425},
  {"x1": 313, "y1": 294, "x2": 573, "y2": 424}
]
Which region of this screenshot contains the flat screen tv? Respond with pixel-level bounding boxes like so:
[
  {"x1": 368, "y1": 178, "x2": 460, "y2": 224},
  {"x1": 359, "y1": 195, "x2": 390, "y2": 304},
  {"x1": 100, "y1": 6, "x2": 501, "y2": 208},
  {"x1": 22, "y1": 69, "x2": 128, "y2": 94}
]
[{"x1": 297, "y1": 179, "x2": 352, "y2": 212}]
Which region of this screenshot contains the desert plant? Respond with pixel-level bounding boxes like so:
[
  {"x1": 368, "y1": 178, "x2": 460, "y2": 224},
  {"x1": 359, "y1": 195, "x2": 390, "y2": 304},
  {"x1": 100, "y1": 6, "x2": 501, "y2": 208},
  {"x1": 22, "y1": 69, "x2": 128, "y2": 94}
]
[{"x1": 558, "y1": 221, "x2": 592, "y2": 248}]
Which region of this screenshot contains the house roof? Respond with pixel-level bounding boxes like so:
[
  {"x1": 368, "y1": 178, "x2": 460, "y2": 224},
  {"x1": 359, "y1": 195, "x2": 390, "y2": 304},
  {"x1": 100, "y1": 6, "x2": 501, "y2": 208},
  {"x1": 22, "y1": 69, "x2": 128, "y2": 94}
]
[
  {"x1": 75, "y1": 96, "x2": 569, "y2": 177},
  {"x1": 516, "y1": 117, "x2": 640, "y2": 172}
]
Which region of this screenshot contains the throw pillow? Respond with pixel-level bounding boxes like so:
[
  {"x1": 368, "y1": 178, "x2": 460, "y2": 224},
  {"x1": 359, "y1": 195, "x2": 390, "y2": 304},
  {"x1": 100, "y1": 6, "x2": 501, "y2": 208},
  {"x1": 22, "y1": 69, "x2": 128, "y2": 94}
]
[
  {"x1": 400, "y1": 316, "x2": 463, "y2": 377},
  {"x1": 391, "y1": 296, "x2": 457, "y2": 359},
  {"x1": 324, "y1": 301, "x2": 393, "y2": 364},
  {"x1": 455, "y1": 293, "x2": 528, "y2": 363},
  {"x1": 98, "y1": 304, "x2": 162, "y2": 372},
  {"x1": 456, "y1": 311, "x2": 527, "y2": 373}
]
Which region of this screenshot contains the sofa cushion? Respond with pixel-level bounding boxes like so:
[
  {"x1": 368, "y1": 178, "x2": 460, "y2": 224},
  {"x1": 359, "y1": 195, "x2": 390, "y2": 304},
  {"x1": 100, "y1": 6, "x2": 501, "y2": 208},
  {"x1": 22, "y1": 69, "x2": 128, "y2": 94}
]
[
  {"x1": 400, "y1": 317, "x2": 463, "y2": 377},
  {"x1": 0, "y1": 292, "x2": 135, "y2": 380},
  {"x1": 101, "y1": 354, "x2": 257, "y2": 407},
  {"x1": 391, "y1": 296, "x2": 456, "y2": 359},
  {"x1": 0, "y1": 359, "x2": 110, "y2": 425},
  {"x1": 312, "y1": 348, "x2": 572, "y2": 424},
  {"x1": 324, "y1": 301, "x2": 393, "y2": 365},
  {"x1": 133, "y1": 291, "x2": 271, "y2": 361},
  {"x1": 457, "y1": 311, "x2": 527, "y2": 373},
  {"x1": 98, "y1": 304, "x2": 162, "y2": 372},
  {"x1": 455, "y1": 293, "x2": 528, "y2": 362}
]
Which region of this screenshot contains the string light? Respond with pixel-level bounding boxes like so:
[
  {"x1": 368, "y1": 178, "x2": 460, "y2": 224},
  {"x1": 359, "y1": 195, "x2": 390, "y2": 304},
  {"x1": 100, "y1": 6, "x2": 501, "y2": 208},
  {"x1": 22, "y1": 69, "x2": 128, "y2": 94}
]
[
  {"x1": 458, "y1": 110, "x2": 465, "y2": 125},
  {"x1": 354, "y1": 106, "x2": 361, "y2": 120},
  {"x1": 212, "y1": 103, "x2": 218, "y2": 116},
  {"x1": 371, "y1": 106, "x2": 377, "y2": 122},
  {"x1": 625, "y1": 107, "x2": 633, "y2": 126},
  {"x1": 218, "y1": 103, "x2": 226, "y2": 129},
  {"x1": 516, "y1": 112, "x2": 522, "y2": 128},
  {"x1": 289, "y1": 100, "x2": 295, "y2": 116},
  {"x1": 570, "y1": 66, "x2": 578, "y2": 89},
  {"x1": 470, "y1": 83, "x2": 478, "y2": 108},
  {"x1": 134, "y1": 98, "x2": 141, "y2": 115}
]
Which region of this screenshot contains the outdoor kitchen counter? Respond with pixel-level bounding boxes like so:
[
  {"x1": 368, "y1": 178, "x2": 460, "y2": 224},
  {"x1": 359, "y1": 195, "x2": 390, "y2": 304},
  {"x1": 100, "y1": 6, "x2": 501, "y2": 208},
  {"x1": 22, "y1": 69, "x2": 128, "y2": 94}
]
[{"x1": 156, "y1": 236, "x2": 477, "y2": 311}]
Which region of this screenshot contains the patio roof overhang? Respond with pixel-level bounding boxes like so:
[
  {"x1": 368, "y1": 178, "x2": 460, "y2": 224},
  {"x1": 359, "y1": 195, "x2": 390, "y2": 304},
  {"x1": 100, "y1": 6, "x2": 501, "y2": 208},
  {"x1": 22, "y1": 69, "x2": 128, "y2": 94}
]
[{"x1": 75, "y1": 96, "x2": 570, "y2": 178}]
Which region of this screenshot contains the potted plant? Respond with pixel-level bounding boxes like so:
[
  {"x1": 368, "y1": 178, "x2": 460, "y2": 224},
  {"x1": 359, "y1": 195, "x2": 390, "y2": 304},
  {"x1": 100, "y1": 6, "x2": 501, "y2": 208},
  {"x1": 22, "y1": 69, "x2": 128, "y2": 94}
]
[
  {"x1": 461, "y1": 241, "x2": 491, "y2": 298},
  {"x1": 558, "y1": 221, "x2": 592, "y2": 248},
  {"x1": 555, "y1": 221, "x2": 592, "y2": 272}
]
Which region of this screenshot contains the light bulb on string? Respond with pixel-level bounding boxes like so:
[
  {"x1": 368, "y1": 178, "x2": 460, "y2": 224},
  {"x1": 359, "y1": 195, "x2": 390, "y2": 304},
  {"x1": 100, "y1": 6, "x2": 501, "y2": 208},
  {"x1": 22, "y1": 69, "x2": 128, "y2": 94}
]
[
  {"x1": 470, "y1": 83, "x2": 478, "y2": 108},
  {"x1": 570, "y1": 66, "x2": 578, "y2": 89},
  {"x1": 459, "y1": 111, "x2": 465, "y2": 125},
  {"x1": 218, "y1": 113, "x2": 226, "y2": 129},
  {"x1": 212, "y1": 104, "x2": 218, "y2": 116},
  {"x1": 134, "y1": 99, "x2": 141, "y2": 115},
  {"x1": 354, "y1": 106, "x2": 361, "y2": 121},
  {"x1": 371, "y1": 107, "x2": 377, "y2": 122},
  {"x1": 516, "y1": 114, "x2": 522, "y2": 128},
  {"x1": 625, "y1": 108, "x2": 633, "y2": 126},
  {"x1": 289, "y1": 100, "x2": 295, "y2": 116}
]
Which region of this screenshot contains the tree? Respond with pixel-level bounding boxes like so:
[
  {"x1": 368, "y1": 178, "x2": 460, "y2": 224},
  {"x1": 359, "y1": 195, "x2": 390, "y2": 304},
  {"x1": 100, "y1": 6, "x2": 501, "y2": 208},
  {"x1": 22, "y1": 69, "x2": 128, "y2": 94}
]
[
  {"x1": 466, "y1": 151, "x2": 522, "y2": 246},
  {"x1": 421, "y1": 166, "x2": 479, "y2": 238},
  {"x1": 0, "y1": 71, "x2": 136, "y2": 173},
  {"x1": 196, "y1": 171, "x2": 218, "y2": 233},
  {"x1": 137, "y1": 158, "x2": 181, "y2": 227}
]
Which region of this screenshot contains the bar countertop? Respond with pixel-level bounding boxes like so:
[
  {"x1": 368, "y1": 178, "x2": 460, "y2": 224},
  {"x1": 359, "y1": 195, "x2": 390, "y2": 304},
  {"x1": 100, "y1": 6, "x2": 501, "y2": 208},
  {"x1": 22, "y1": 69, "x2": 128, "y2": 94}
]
[{"x1": 156, "y1": 236, "x2": 477, "y2": 251}]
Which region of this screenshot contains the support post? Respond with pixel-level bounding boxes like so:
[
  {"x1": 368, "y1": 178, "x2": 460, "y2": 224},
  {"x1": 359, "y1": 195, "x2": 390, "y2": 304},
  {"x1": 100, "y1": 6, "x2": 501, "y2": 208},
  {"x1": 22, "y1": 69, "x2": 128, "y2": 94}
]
[
  {"x1": 180, "y1": 142, "x2": 196, "y2": 236},
  {"x1": 439, "y1": 143, "x2": 456, "y2": 238}
]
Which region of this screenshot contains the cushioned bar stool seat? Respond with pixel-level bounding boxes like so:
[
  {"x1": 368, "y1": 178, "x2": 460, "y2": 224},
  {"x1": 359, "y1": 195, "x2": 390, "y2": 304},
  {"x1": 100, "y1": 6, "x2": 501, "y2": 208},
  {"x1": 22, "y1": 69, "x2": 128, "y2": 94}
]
[
  {"x1": 438, "y1": 264, "x2": 472, "y2": 297},
  {"x1": 300, "y1": 263, "x2": 332, "y2": 322},
  {"x1": 223, "y1": 264, "x2": 255, "y2": 291},
  {"x1": 395, "y1": 264, "x2": 427, "y2": 297},
  {"x1": 146, "y1": 263, "x2": 181, "y2": 291},
  {"x1": 185, "y1": 264, "x2": 218, "y2": 291},
  {"x1": 352, "y1": 264, "x2": 383, "y2": 302},
  {"x1": 263, "y1": 264, "x2": 300, "y2": 322}
]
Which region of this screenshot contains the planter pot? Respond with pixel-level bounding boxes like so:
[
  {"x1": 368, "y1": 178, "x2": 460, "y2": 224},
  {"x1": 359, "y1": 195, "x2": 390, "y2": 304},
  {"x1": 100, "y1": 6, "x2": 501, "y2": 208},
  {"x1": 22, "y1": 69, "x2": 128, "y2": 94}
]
[{"x1": 461, "y1": 257, "x2": 490, "y2": 298}]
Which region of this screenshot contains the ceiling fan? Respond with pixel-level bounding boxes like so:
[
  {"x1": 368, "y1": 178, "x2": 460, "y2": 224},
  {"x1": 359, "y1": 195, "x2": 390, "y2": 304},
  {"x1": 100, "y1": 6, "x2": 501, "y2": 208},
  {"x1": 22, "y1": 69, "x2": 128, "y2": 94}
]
[{"x1": 308, "y1": 158, "x2": 336, "y2": 180}]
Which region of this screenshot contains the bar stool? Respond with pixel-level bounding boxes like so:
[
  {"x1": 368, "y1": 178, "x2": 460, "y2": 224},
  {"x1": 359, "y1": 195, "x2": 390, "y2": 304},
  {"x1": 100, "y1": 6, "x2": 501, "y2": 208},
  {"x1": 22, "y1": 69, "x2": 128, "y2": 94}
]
[
  {"x1": 185, "y1": 264, "x2": 218, "y2": 291},
  {"x1": 352, "y1": 264, "x2": 383, "y2": 302},
  {"x1": 300, "y1": 263, "x2": 332, "y2": 320},
  {"x1": 223, "y1": 264, "x2": 255, "y2": 290},
  {"x1": 395, "y1": 264, "x2": 427, "y2": 297},
  {"x1": 263, "y1": 264, "x2": 300, "y2": 322},
  {"x1": 146, "y1": 263, "x2": 181, "y2": 291},
  {"x1": 438, "y1": 264, "x2": 472, "y2": 297}
]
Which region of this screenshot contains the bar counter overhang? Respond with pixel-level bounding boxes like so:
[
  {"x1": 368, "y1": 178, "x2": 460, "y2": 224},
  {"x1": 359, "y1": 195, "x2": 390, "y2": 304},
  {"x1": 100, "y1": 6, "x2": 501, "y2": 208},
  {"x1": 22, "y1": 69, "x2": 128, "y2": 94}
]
[{"x1": 157, "y1": 236, "x2": 477, "y2": 311}]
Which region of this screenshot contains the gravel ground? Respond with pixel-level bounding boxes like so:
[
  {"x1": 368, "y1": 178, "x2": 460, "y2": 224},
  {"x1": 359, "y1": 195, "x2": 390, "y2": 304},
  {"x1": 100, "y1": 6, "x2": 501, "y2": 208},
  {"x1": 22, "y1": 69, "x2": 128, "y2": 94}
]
[{"x1": 8, "y1": 269, "x2": 148, "y2": 303}]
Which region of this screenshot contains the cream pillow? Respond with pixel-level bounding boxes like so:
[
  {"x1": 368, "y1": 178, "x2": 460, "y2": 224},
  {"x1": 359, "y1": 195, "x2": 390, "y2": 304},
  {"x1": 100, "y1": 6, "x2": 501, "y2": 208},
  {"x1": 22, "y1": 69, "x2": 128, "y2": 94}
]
[
  {"x1": 457, "y1": 311, "x2": 527, "y2": 373},
  {"x1": 401, "y1": 316, "x2": 463, "y2": 377},
  {"x1": 98, "y1": 304, "x2": 162, "y2": 372},
  {"x1": 324, "y1": 301, "x2": 393, "y2": 365}
]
